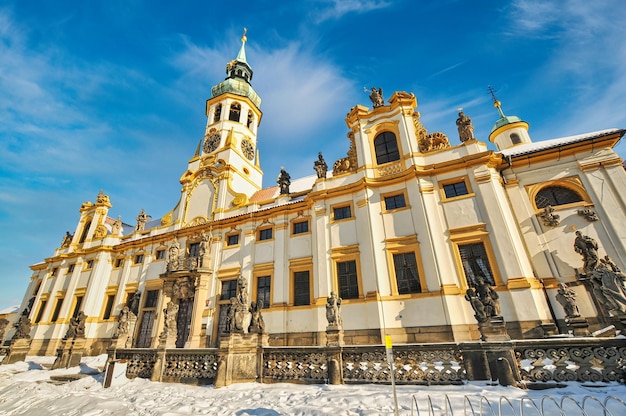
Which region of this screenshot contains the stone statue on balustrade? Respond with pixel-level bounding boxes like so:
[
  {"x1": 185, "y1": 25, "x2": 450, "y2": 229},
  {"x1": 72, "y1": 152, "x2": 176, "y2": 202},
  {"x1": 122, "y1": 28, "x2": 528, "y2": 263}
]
[
  {"x1": 369, "y1": 87, "x2": 384, "y2": 108},
  {"x1": 64, "y1": 311, "x2": 86, "y2": 339},
  {"x1": 162, "y1": 301, "x2": 179, "y2": 336},
  {"x1": 456, "y1": 111, "x2": 475, "y2": 143},
  {"x1": 249, "y1": 300, "x2": 265, "y2": 334},
  {"x1": 11, "y1": 311, "x2": 32, "y2": 341},
  {"x1": 61, "y1": 231, "x2": 73, "y2": 248},
  {"x1": 465, "y1": 288, "x2": 488, "y2": 323},
  {"x1": 115, "y1": 306, "x2": 131, "y2": 336},
  {"x1": 326, "y1": 291, "x2": 342, "y2": 328},
  {"x1": 135, "y1": 209, "x2": 149, "y2": 232},
  {"x1": 465, "y1": 276, "x2": 509, "y2": 341},
  {"x1": 475, "y1": 276, "x2": 501, "y2": 317},
  {"x1": 314, "y1": 152, "x2": 328, "y2": 179},
  {"x1": 277, "y1": 168, "x2": 291, "y2": 195}
]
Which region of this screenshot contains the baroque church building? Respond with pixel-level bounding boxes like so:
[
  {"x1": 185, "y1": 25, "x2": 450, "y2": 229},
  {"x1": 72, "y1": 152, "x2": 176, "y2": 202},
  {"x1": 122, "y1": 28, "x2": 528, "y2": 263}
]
[{"x1": 6, "y1": 34, "x2": 626, "y2": 356}]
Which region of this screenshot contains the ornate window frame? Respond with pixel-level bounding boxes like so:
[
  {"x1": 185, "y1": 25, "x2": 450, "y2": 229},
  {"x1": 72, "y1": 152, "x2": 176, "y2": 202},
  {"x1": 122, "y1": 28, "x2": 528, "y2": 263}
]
[
  {"x1": 439, "y1": 176, "x2": 474, "y2": 202},
  {"x1": 384, "y1": 236, "x2": 428, "y2": 297},
  {"x1": 367, "y1": 121, "x2": 403, "y2": 166},
  {"x1": 291, "y1": 214, "x2": 311, "y2": 236},
  {"x1": 330, "y1": 202, "x2": 354, "y2": 223},
  {"x1": 449, "y1": 224, "x2": 503, "y2": 289},
  {"x1": 526, "y1": 176, "x2": 591, "y2": 213},
  {"x1": 330, "y1": 245, "x2": 363, "y2": 302},
  {"x1": 225, "y1": 230, "x2": 241, "y2": 248}
]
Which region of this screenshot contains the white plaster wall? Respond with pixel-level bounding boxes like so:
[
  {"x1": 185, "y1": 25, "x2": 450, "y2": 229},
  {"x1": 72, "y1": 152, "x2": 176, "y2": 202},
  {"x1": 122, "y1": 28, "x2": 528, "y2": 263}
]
[
  {"x1": 288, "y1": 237, "x2": 311, "y2": 259},
  {"x1": 186, "y1": 181, "x2": 214, "y2": 222},
  {"x1": 441, "y1": 198, "x2": 482, "y2": 230}
]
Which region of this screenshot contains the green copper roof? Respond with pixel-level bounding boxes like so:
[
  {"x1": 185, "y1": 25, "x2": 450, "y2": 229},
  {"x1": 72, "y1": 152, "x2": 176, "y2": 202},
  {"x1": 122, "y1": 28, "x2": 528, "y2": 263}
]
[
  {"x1": 211, "y1": 78, "x2": 261, "y2": 108},
  {"x1": 491, "y1": 115, "x2": 524, "y2": 133},
  {"x1": 236, "y1": 38, "x2": 247, "y2": 63}
]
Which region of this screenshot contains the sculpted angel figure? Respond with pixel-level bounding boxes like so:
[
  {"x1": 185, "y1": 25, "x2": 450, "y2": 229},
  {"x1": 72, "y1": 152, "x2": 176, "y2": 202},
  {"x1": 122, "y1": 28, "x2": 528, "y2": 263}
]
[{"x1": 369, "y1": 87, "x2": 384, "y2": 107}]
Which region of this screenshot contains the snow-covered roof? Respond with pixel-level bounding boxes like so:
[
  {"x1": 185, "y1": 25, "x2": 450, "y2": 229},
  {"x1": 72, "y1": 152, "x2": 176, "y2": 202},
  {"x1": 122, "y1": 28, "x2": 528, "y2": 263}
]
[
  {"x1": 499, "y1": 128, "x2": 624, "y2": 158},
  {"x1": 0, "y1": 305, "x2": 19, "y2": 315}
]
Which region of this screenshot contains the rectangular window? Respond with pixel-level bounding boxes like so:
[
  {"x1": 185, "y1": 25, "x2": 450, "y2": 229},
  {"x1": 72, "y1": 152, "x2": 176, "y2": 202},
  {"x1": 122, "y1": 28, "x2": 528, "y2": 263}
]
[
  {"x1": 337, "y1": 260, "x2": 359, "y2": 299},
  {"x1": 220, "y1": 280, "x2": 238, "y2": 301},
  {"x1": 259, "y1": 228, "x2": 273, "y2": 241},
  {"x1": 102, "y1": 295, "x2": 115, "y2": 320},
  {"x1": 72, "y1": 296, "x2": 83, "y2": 318},
  {"x1": 144, "y1": 290, "x2": 160, "y2": 308},
  {"x1": 227, "y1": 234, "x2": 240, "y2": 246},
  {"x1": 443, "y1": 181, "x2": 469, "y2": 199},
  {"x1": 86, "y1": 260, "x2": 94, "y2": 270},
  {"x1": 293, "y1": 271, "x2": 310, "y2": 306},
  {"x1": 156, "y1": 250, "x2": 165, "y2": 260},
  {"x1": 115, "y1": 258, "x2": 124, "y2": 268},
  {"x1": 67, "y1": 264, "x2": 75, "y2": 274},
  {"x1": 333, "y1": 205, "x2": 352, "y2": 221},
  {"x1": 256, "y1": 276, "x2": 271, "y2": 308},
  {"x1": 51, "y1": 267, "x2": 59, "y2": 277},
  {"x1": 51, "y1": 298, "x2": 64, "y2": 322},
  {"x1": 34, "y1": 300, "x2": 47, "y2": 324},
  {"x1": 189, "y1": 243, "x2": 200, "y2": 257},
  {"x1": 393, "y1": 252, "x2": 421, "y2": 294},
  {"x1": 293, "y1": 221, "x2": 309, "y2": 235},
  {"x1": 384, "y1": 194, "x2": 407, "y2": 210},
  {"x1": 458, "y1": 242, "x2": 495, "y2": 286},
  {"x1": 134, "y1": 254, "x2": 144, "y2": 264}
]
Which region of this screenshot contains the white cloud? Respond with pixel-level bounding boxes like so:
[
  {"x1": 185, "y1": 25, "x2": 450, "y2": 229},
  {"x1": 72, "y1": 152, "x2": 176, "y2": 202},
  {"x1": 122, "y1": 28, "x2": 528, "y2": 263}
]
[{"x1": 312, "y1": 0, "x2": 392, "y2": 23}]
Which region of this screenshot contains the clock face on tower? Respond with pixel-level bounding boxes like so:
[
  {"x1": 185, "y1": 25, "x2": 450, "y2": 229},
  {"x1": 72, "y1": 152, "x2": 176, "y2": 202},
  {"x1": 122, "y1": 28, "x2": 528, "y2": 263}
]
[
  {"x1": 203, "y1": 133, "x2": 221, "y2": 154},
  {"x1": 241, "y1": 138, "x2": 255, "y2": 160}
]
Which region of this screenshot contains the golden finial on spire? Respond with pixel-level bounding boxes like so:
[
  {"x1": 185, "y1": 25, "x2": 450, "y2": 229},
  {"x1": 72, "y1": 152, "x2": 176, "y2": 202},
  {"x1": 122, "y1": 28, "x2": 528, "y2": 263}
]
[
  {"x1": 242, "y1": 27, "x2": 247, "y2": 43},
  {"x1": 488, "y1": 85, "x2": 505, "y2": 118}
]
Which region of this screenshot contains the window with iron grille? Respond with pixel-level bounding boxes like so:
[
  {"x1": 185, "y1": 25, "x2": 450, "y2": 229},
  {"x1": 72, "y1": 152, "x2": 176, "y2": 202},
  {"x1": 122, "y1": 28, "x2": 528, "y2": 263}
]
[
  {"x1": 293, "y1": 271, "x2": 310, "y2": 306},
  {"x1": 337, "y1": 260, "x2": 359, "y2": 299},
  {"x1": 535, "y1": 186, "x2": 583, "y2": 209},
  {"x1": 393, "y1": 252, "x2": 421, "y2": 294},
  {"x1": 458, "y1": 242, "x2": 495, "y2": 286}
]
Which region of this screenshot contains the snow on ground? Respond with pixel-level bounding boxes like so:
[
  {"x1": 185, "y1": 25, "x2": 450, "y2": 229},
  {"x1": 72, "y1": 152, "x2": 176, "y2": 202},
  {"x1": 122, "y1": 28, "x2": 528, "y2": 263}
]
[{"x1": 0, "y1": 355, "x2": 625, "y2": 415}]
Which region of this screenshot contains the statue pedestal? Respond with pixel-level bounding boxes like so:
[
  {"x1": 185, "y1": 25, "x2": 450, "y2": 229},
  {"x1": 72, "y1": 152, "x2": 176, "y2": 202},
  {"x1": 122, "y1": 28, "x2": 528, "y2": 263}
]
[
  {"x1": 158, "y1": 332, "x2": 177, "y2": 349},
  {"x1": 608, "y1": 314, "x2": 626, "y2": 331},
  {"x1": 325, "y1": 326, "x2": 344, "y2": 347},
  {"x1": 52, "y1": 338, "x2": 86, "y2": 369},
  {"x1": 565, "y1": 316, "x2": 591, "y2": 337},
  {"x1": 214, "y1": 333, "x2": 262, "y2": 388},
  {"x1": 478, "y1": 317, "x2": 511, "y2": 342},
  {"x1": 3, "y1": 338, "x2": 31, "y2": 364}
]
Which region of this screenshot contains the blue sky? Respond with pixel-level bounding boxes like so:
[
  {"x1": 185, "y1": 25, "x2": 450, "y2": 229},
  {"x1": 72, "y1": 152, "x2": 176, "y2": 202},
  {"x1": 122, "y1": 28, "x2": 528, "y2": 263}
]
[{"x1": 1, "y1": 0, "x2": 625, "y2": 309}]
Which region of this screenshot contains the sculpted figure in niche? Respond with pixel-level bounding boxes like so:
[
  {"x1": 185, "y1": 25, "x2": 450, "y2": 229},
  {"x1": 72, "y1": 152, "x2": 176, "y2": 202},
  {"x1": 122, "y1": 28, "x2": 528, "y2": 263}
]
[
  {"x1": 555, "y1": 283, "x2": 580, "y2": 318},
  {"x1": 369, "y1": 87, "x2": 384, "y2": 107},
  {"x1": 326, "y1": 291, "x2": 342, "y2": 326},
  {"x1": 456, "y1": 111, "x2": 475, "y2": 142},
  {"x1": 314, "y1": 152, "x2": 328, "y2": 179},
  {"x1": 574, "y1": 231, "x2": 599, "y2": 274},
  {"x1": 61, "y1": 231, "x2": 73, "y2": 248}
]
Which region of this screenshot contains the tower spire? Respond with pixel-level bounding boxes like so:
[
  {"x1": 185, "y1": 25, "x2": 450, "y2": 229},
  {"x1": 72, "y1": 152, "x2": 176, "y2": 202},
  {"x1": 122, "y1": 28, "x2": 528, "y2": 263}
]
[
  {"x1": 236, "y1": 27, "x2": 248, "y2": 63},
  {"x1": 488, "y1": 85, "x2": 506, "y2": 118}
]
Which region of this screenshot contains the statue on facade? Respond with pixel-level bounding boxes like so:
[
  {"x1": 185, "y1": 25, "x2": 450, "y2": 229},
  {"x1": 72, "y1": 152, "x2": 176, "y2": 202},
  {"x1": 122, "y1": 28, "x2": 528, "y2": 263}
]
[
  {"x1": 237, "y1": 275, "x2": 249, "y2": 306},
  {"x1": 198, "y1": 231, "x2": 212, "y2": 263},
  {"x1": 539, "y1": 205, "x2": 561, "y2": 227},
  {"x1": 465, "y1": 288, "x2": 488, "y2": 323},
  {"x1": 173, "y1": 277, "x2": 195, "y2": 300},
  {"x1": 325, "y1": 291, "x2": 342, "y2": 327},
  {"x1": 577, "y1": 208, "x2": 599, "y2": 222},
  {"x1": 602, "y1": 255, "x2": 623, "y2": 274},
  {"x1": 574, "y1": 231, "x2": 599, "y2": 274},
  {"x1": 111, "y1": 217, "x2": 123, "y2": 235},
  {"x1": 313, "y1": 152, "x2": 328, "y2": 179},
  {"x1": 11, "y1": 314, "x2": 31, "y2": 340},
  {"x1": 369, "y1": 87, "x2": 384, "y2": 108},
  {"x1": 128, "y1": 291, "x2": 141, "y2": 315},
  {"x1": 61, "y1": 231, "x2": 73, "y2": 248},
  {"x1": 475, "y1": 276, "x2": 501, "y2": 317},
  {"x1": 249, "y1": 300, "x2": 265, "y2": 334},
  {"x1": 456, "y1": 111, "x2": 475, "y2": 142},
  {"x1": 135, "y1": 209, "x2": 149, "y2": 232},
  {"x1": 277, "y1": 168, "x2": 291, "y2": 195},
  {"x1": 589, "y1": 262, "x2": 626, "y2": 316},
  {"x1": 64, "y1": 311, "x2": 86, "y2": 339},
  {"x1": 555, "y1": 283, "x2": 581, "y2": 318},
  {"x1": 115, "y1": 306, "x2": 130, "y2": 336},
  {"x1": 168, "y1": 240, "x2": 181, "y2": 271},
  {"x1": 163, "y1": 301, "x2": 179, "y2": 336}
]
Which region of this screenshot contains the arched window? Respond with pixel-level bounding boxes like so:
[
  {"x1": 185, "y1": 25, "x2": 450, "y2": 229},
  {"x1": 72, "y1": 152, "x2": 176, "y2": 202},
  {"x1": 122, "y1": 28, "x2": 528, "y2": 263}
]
[
  {"x1": 374, "y1": 131, "x2": 400, "y2": 164},
  {"x1": 510, "y1": 133, "x2": 521, "y2": 144},
  {"x1": 79, "y1": 221, "x2": 92, "y2": 243},
  {"x1": 247, "y1": 111, "x2": 254, "y2": 128},
  {"x1": 229, "y1": 103, "x2": 241, "y2": 122},
  {"x1": 535, "y1": 186, "x2": 583, "y2": 209},
  {"x1": 213, "y1": 104, "x2": 222, "y2": 123}
]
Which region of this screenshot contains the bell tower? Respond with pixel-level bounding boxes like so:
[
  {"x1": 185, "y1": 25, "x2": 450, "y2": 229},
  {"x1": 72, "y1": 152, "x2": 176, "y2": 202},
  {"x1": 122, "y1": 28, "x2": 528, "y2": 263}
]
[{"x1": 177, "y1": 30, "x2": 264, "y2": 226}]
